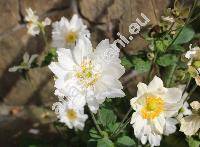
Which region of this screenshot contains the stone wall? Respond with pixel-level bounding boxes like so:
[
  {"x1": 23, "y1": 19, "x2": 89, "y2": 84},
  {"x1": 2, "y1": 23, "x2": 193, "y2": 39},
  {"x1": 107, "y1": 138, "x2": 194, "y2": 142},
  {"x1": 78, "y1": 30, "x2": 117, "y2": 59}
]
[{"x1": 0, "y1": 0, "x2": 169, "y2": 106}]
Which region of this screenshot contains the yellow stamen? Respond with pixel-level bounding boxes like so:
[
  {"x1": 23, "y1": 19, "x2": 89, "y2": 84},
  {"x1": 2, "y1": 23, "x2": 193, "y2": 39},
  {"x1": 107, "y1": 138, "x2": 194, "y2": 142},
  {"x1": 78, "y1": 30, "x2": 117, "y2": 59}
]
[
  {"x1": 65, "y1": 31, "x2": 78, "y2": 44},
  {"x1": 76, "y1": 59, "x2": 99, "y2": 88},
  {"x1": 66, "y1": 109, "x2": 77, "y2": 121},
  {"x1": 141, "y1": 97, "x2": 164, "y2": 119}
]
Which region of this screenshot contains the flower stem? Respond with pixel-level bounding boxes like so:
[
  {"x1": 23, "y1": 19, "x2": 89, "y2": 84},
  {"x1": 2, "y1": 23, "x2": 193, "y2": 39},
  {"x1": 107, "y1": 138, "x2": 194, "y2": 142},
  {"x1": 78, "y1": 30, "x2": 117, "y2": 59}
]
[
  {"x1": 184, "y1": 84, "x2": 198, "y2": 102},
  {"x1": 165, "y1": 63, "x2": 177, "y2": 87},
  {"x1": 111, "y1": 108, "x2": 132, "y2": 137},
  {"x1": 41, "y1": 27, "x2": 48, "y2": 48},
  {"x1": 147, "y1": 52, "x2": 157, "y2": 83},
  {"x1": 89, "y1": 110, "x2": 104, "y2": 137},
  {"x1": 182, "y1": 76, "x2": 192, "y2": 96},
  {"x1": 112, "y1": 116, "x2": 132, "y2": 138}
]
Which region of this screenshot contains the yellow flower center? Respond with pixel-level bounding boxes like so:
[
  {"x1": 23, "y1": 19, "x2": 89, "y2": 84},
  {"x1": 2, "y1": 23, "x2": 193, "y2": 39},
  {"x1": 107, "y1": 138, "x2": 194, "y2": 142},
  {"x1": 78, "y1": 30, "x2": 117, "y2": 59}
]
[
  {"x1": 66, "y1": 109, "x2": 77, "y2": 121},
  {"x1": 141, "y1": 97, "x2": 164, "y2": 119},
  {"x1": 76, "y1": 59, "x2": 99, "y2": 88},
  {"x1": 65, "y1": 31, "x2": 78, "y2": 44}
]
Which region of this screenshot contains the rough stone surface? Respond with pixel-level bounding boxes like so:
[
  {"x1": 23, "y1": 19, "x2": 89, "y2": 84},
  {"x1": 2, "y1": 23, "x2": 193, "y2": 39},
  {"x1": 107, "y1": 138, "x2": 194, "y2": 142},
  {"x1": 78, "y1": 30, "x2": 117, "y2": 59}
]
[
  {"x1": 0, "y1": 0, "x2": 169, "y2": 105},
  {"x1": 79, "y1": 0, "x2": 169, "y2": 53},
  {"x1": 0, "y1": 0, "x2": 20, "y2": 33},
  {"x1": 0, "y1": 0, "x2": 72, "y2": 105}
]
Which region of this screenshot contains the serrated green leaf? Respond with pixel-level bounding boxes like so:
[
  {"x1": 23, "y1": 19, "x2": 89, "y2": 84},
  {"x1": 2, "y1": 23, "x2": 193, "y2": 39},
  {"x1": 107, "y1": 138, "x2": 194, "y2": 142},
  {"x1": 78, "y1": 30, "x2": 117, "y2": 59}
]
[
  {"x1": 157, "y1": 54, "x2": 178, "y2": 67},
  {"x1": 173, "y1": 27, "x2": 195, "y2": 45},
  {"x1": 98, "y1": 108, "x2": 117, "y2": 127},
  {"x1": 132, "y1": 58, "x2": 151, "y2": 73},
  {"x1": 155, "y1": 39, "x2": 171, "y2": 52},
  {"x1": 97, "y1": 138, "x2": 114, "y2": 147},
  {"x1": 89, "y1": 128, "x2": 102, "y2": 139},
  {"x1": 116, "y1": 136, "x2": 136, "y2": 147},
  {"x1": 107, "y1": 123, "x2": 120, "y2": 133}
]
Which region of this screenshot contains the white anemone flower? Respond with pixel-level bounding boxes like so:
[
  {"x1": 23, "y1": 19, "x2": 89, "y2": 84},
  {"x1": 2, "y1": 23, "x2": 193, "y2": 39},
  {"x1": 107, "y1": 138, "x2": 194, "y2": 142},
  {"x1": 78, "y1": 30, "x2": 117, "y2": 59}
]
[
  {"x1": 180, "y1": 101, "x2": 200, "y2": 136},
  {"x1": 130, "y1": 76, "x2": 183, "y2": 147},
  {"x1": 49, "y1": 38, "x2": 125, "y2": 113},
  {"x1": 57, "y1": 100, "x2": 88, "y2": 130},
  {"x1": 25, "y1": 8, "x2": 51, "y2": 36},
  {"x1": 52, "y1": 14, "x2": 90, "y2": 48}
]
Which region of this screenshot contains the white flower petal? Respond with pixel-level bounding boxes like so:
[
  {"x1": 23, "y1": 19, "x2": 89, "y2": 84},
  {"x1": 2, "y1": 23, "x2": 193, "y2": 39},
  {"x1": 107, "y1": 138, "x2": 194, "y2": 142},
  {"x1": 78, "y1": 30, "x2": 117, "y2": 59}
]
[
  {"x1": 180, "y1": 115, "x2": 200, "y2": 136},
  {"x1": 72, "y1": 38, "x2": 93, "y2": 64},
  {"x1": 137, "y1": 82, "x2": 148, "y2": 97},
  {"x1": 148, "y1": 76, "x2": 164, "y2": 92},
  {"x1": 163, "y1": 88, "x2": 182, "y2": 103},
  {"x1": 57, "y1": 48, "x2": 76, "y2": 70},
  {"x1": 164, "y1": 118, "x2": 177, "y2": 135},
  {"x1": 148, "y1": 133, "x2": 161, "y2": 147}
]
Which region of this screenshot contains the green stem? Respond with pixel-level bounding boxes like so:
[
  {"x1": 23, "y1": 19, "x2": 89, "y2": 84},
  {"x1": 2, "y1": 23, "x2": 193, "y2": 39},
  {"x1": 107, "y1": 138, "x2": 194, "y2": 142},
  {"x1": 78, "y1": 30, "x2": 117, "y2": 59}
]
[
  {"x1": 41, "y1": 27, "x2": 48, "y2": 48},
  {"x1": 89, "y1": 110, "x2": 104, "y2": 137},
  {"x1": 184, "y1": 84, "x2": 198, "y2": 103},
  {"x1": 112, "y1": 117, "x2": 132, "y2": 138},
  {"x1": 182, "y1": 76, "x2": 192, "y2": 96},
  {"x1": 111, "y1": 108, "x2": 132, "y2": 137},
  {"x1": 165, "y1": 63, "x2": 177, "y2": 87},
  {"x1": 147, "y1": 52, "x2": 158, "y2": 83}
]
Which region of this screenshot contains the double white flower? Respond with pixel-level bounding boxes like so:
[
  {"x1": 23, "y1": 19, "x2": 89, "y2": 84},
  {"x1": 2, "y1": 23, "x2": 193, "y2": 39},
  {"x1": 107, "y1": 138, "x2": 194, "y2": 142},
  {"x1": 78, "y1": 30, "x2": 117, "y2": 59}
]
[
  {"x1": 49, "y1": 37, "x2": 125, "y2": 114},
  {"x1": 25, "y1": 8, "x2": 51, "y2": 36},
  {"x1": 130, "y1": 76, "x2": 183, "y2": 147},
  {"x1": 52, "y1": 15, "x2": 90, "y2": 48}
]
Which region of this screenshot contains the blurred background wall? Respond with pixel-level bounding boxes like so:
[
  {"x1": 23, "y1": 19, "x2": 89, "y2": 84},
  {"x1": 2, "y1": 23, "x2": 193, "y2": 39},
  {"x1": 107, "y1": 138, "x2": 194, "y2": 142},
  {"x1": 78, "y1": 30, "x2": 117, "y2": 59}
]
[{"x1": 0, "y1": 0, "x2": 170, "y2": 106}]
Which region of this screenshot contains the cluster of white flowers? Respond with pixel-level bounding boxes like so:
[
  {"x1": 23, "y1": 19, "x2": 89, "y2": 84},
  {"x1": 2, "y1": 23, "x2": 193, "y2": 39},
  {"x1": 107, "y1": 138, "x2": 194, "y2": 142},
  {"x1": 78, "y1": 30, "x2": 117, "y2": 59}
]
[
  {"x1": 48, "y1": 14, "x2": 125, "y2": 130},
  {"x1": 25, "y1": 8, "x2": 51, "y2": 36},
  {"x1": 24, "y1": 8, "x2": 199, "y2": 146}
]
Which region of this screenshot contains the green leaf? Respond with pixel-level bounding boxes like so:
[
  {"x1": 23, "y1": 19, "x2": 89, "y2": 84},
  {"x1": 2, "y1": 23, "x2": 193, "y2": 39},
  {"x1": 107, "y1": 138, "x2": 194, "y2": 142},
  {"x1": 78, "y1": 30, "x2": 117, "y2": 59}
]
[
  {"x1": 89, "y1": 128, "x2": 102, "y2": 139},
  {"x1": 97, "y1": 138, "x2": 114, "y2": 147},
  {"x1": 41, "y1": 48, "x2": 57, "y2": 66},
  {"x1": 98, "y1": 108, "x2": 117, "y2": 127},
  {"x1": 107, "y1": 123, "x2": 120, "y2": 133},
  {"x1": 155, "y1": 39, "x2": 171, "y2": 52},
  {"x1": 173, "y1": 27, "x2": 195, "y2": 45},
  {"x1": 132, "y1": 58, "x2": 151, "y2": 73},
  {"x1": 157, "y1": 54, "x2": 178, "y2": 67},
  {"x1": 170, "y1": 45, "x2": 186, "y2": 53},
  {"x1": 121, "y1": 57, "x2": 133, "y2": 69},
  {"x1": 188, "y1": 137, "x2": 200, "y2": 147},
  {"x1": 116, "y1": 136, "x2": 136, "y2": 147}
]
